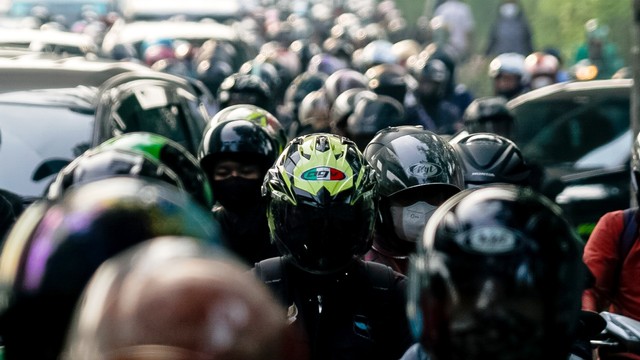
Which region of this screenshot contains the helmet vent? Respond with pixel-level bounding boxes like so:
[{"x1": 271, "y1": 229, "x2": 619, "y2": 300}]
[{"x1": 316, "y1": 135, "x2": 330, "y2": 152}]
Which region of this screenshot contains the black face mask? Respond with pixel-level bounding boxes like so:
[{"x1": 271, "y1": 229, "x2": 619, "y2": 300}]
[{"x1": 211, "y1": 177, "x2": 264, "y2": 214}]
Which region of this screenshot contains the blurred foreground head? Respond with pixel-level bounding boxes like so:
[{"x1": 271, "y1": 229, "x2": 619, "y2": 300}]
[
  {"x1": 0, "y1": 177, "x2": 223, "y2": 359},
  {"x1": 63, "y1": 236, "x2": 308, "y2": 360}
]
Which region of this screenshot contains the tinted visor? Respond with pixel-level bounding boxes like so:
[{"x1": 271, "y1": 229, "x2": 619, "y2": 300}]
[{"x1": 271, "y1": 200, "x2": 375, "y2": 274}]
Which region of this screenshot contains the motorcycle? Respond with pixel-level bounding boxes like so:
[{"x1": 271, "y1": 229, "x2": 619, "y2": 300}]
[{"x1": 572, "y1": 310, "x2": 640, "y2": 359}]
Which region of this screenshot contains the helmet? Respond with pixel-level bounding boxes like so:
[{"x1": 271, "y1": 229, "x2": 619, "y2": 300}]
[
  {"x1": 365, "y1": 63, "x2": 415, "y2": 105},
  {"x1": 306, "y1": 53, "x2": 349, "y2": 75},
  {"x1": 63, "y1": 236, "x2": 305, "y2": 360},
  {"x1": 209, "y1": 104, "x2": 288, "y2": 155},
  {"x1": 198, "y1": 119, "x2": 278, "y2": 178},
  {"x1": 488, "y1": 52, "x2": 529, "y2": 84},
  {"x1": 95, "y1": 132, "x2": 214, "y2": 209},
  {"x1": 263, "y1": 133, "x2": 377, "y2": 274},
  {"x1": 329, "y1": 88, "x2": 372, "y2": 136},
  {"x1": 364, "y1": 127, "x2": 464, "y2": 255},
  {"x1": 93, "y1": 72, "x2": 209, "y2": 156},
  {"x1": 451, "y1": 133, "x2": 531, "y2": 188},
  {"x1": 0, "y1": 177, "x2": 223, "y2": 360},
  {"x1": 359, "y1": 39, "x2": 398, "y2": 71},
  {"x1": 525, "y1": 51, "x2": 559, "y2": 90},
  {"x1": 143, "y1": 42, "x2": 175, "y2": 67},
  {"x1": 392, "y1": 39, "x2": 422, "y2": 67},
  {"x1": 289, "y1": 39, "x2": 322, "y2": 71},
  {"x1": 407, "y1": 185, "x2": 585, "y2": 360},
  {"x1": 322, "y1": 68, "x2": 368, "y2": 105},
  {"x1": 410, "y1": 58, "x2": 450, "y2": 101},
  {"x1": 362, "y1": 125, "x2": 426, "y2": 160},
  {"x1": 47, "y1": 148, "x2": 184, "y2": 201},
  {"x1": 462, "y1": 96, "x2": 515, "y2": 137},
  {"x1": 195, "y1": 59, "x2": 234, "y2": 97},
  {"x1": 283, "y1": 71, "x2": 328, "y2": 109},
  {"x1": 238, "y1": 59, "x2": 284, "y2": 102},
  {"x1": 345, "y1": 94, "x2": 405, "y2": 150},
  {"x1": 217, "y1": 74, "x2": 275, "y2": 115},
  {"x1": 298, "y1": 90, "x2": 332, "y2": 133}
]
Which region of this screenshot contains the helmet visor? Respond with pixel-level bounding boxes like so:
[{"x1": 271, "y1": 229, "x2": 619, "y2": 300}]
[{"x1": 270, "y1": 200, "x2": 375, "y2": 274}]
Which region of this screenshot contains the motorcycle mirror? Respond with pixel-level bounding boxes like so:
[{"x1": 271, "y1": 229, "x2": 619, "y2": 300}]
[{"x1": 578, "y1": 310, "x2": 607, "y2": 338}]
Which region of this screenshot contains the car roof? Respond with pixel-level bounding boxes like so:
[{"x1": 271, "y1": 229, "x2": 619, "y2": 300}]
[
  {"x1": 101, "y1": 20, "x2": 238, "y2": 55},
  {"x1": 0, "y1": 54, "x2": 154, "y2": 92},
  {"x1": 118, "y1": 0, "x2": 249, "y2": 22},
  {"x1": 507, "y1": 79, "x2": 632, "y2": 108}
]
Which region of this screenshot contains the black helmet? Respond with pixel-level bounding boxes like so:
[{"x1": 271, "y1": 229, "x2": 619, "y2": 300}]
[
  {"x1": 365, "y1": 63, "x2": 414, "y2": 105},
  {"x1": 210, "y1": 104, "x2": 288, "y2": 155},
  {"x1": 410, "y1": 57, "x2": 450, "y2": 101},
  {"x1": 47, "y1": 148, "x2": 184, "y2": 201},
  {"x1": 345, "y1": 94, "x2": 405, "y2": 150},
  {"x1": 283, "y1": 71, "x2": 328, "y2": 109},
  {"x1": 462, "y1": 96, "x2": 515, "y2": 137},
  {"x1": 93, "y1": 72, "x2": 209, "y2": 156},
  {"x1": 198, "y1": 119, "x2": 278, "y2": 178},
  {"x1": 407, "y1": 185, "x2": 585, "y2": 360},
  {"x1": 322, "y1": 68, "x2": 368, "y2": 105},
  {"x1": 364, "y1": 127, "x2": 464, "y2": 255},
  {"x1": 329, "y1": 88, "x2": 372, "y2": 136},
  {"x1": 195, "y1": 59, "x2": 234, "y2": 97},
  {"x1": 238, "y1": 59, "x2": 284, "y2": 102},
  {"x1": 297, "y1": 90, "x2": 332, "y2": 134},
  {"x1": 451, "y1": 133, "x2": 531, "y2": 188},
  {"x1": 0, "y1": 177, "x2": 223, "y2": 360},
  {"x1": 263, "y1": 133, "x2": 377, "y2": 274},
  {"x1": 216, "y1": 73, "x2": 275, "y2": 115},
  {"x1": 93, "y1": 132, "x2": 214, "y2": 209}
]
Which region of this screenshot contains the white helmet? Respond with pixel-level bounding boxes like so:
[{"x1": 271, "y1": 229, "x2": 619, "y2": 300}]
[{"x1": 488, "y1": 52, "x2": 529, "y2": 85}]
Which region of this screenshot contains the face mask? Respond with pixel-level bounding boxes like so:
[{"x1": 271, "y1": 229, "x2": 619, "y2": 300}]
[
  {"x1": 390, "y1": 201, "x2": 438, "y2": 242},
  {"x1": 499, "y1": 3, "x2": 519, "y2": 18},
  {"x1": 211, "y1": 177, "x2": 263, "y2": 214}
]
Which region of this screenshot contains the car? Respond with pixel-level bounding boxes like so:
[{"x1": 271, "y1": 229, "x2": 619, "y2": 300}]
[
  {"x1": 0, "y1": 52, "x2": 151, "y2": 92},
  {"x1": 0, "y1": 85, "x2": 97, "y2": 203},
  {"x1": 507, "y1": 78, "x2": 632, "y2": 240},
  {"x1": 114, "y1": 0, "x2": 253, "y2": 23},
  {"x1": 0, "y1": 28, "x2": 98, "y2": 56},
  {"x1": 100, "y1": 19, "x2": 256, "y2": 68},
  {"x1": 0, "y1": 55, "x2": 209, "y2": 203}
]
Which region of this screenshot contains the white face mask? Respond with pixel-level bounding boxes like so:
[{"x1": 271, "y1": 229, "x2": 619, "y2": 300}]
[
  {"x1": 500, "y1": 3, "x2": 519, "y2": 18},
  {"x1": 390, "y1": 201, "x2": 439, "y2": 242}
]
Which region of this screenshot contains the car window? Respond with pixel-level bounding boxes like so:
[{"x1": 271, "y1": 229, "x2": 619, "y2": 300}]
[{"x1": 513, "y1": 98, "x2": 630, "y2": 167}]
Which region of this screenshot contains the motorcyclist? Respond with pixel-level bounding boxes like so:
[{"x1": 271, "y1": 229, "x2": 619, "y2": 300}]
[
  {"x1": 403, "y1": 185, "x2": 586, "y2": 360},
  {"x1": 450, "y1": 132, "x2": 532, "y2": 188},
  {"x1": 198, "y1": 118, "x2": 280, "y2": 265},
  {"x1": 363, "y1": 126, "x2": 464, "y2": 274},
  {"x1": 63, "y1": 236, "x2": 309, "y2": 360},
  {"x1": 256, "y1": 133, "x2": 413, "y2": 359},
  {"x1": 0, "y1": 177, "x2": 223, "y2": 360},
  {"x1": 488, "y1": 52, "x2": 530, "y2": 100}
]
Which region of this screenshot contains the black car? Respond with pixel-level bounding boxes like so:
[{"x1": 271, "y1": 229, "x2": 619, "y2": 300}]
[{"x1": 508, "y1": 78, "x2": 632, "y2": 240}]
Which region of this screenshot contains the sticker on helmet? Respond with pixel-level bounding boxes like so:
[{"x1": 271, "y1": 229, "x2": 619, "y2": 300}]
[
  {"x1": 455, "y1": 227, "x2": 519, "y2": 254},
  {"x1": 409, "y1": 162, "x2": 443, "y2": 179},
  {"x1": 301, "y1": 166, "x2": 346, "y2": 181}
]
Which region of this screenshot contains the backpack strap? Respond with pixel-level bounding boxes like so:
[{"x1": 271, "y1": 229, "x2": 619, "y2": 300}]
[
  {"x1": 254, "y1": 257, "x2": 289, "y2": 306},
  {"x1": 618, "y1": 207, "x2": 638, "y2": 262}
]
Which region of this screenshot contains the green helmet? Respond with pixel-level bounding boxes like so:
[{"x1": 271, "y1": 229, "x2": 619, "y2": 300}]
[
  {"x1": 96, "y1": 132, "x2": 214, "y2": 209},
  {"x1": 263, "y1": 133, "x2": 377, "y2": 274}
]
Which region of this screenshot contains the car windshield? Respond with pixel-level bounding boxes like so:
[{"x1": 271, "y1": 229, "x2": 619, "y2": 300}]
[
  {"x1": 0, "y1": 102, "x2": 93, "y2": 199},
  {"x1": 512, "y1": 97, "x2": 630, "y2": 168}
]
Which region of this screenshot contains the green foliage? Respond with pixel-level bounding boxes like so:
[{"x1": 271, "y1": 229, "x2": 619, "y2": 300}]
[{"x1": 395, "y1": 0, "x2": 633, "y2": 96}]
